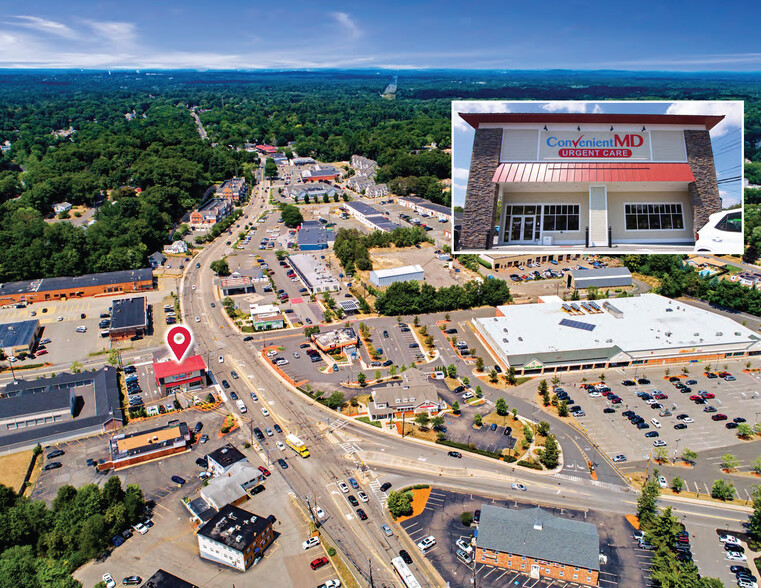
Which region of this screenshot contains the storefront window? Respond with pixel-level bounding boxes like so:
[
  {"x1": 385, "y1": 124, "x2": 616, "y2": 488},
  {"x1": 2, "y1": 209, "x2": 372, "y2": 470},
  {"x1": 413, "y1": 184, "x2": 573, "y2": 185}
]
[
  {"x1": 542, "y1": 204, "x2": 579, "y2": 231},
  {"x1": 625, "y1": 203, "x2": 684, "y2": 230}
]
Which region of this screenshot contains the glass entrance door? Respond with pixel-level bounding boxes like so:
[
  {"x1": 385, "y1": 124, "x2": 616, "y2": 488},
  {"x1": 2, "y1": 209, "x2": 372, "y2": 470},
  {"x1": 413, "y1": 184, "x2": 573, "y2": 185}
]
[{"x1": 508, "y1": 214, "x2": 537, "y2": 243}]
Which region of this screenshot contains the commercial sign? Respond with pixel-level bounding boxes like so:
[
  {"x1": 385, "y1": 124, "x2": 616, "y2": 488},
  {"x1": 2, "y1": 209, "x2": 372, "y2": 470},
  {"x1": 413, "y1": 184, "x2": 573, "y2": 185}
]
[{"x1": 539, "y1": 131, "x2": 650, "y2": 161}]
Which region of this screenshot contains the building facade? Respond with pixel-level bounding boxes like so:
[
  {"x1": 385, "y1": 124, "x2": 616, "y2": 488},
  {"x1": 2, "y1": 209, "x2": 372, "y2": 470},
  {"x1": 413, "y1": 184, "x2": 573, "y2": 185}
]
[
  {"x1": 398, "y1": 196, "x2": 452, "y2": 221},
  {"x1": 217, "y1": 177, "x2": 247, "y2": 203},
  {"x1": 152, "y1": 354, "x2": 207, "y2": 395},
  {"x1": 197, "y1": 505, "x2": 274, "y2": 571},
  {"x1": 300, "y1": 167, "x2": 341, "y2": 183},
  {"x1": 0, "y1": 319, "x2": 42, "y2": 356},
  {"x1": 475, "y1": 505, "x2": 599, "y2": 586},
  {"x1": 189, "y1": 198, "x2": 233, "y2": 229},
  {"x1": 249, "y1": 304, "x2": 284, "y2": 330},
  {"x1": 478, "y1": 253, "x2": 581, "y2": 269},
  {"x1": 0, "y1": 268, "x2": 155, "y2": 306},
  {"x1": 566, "y1": 267, "x2": 632, "y2": 289},
  {"x1": 458, "y1": 112, "x2": 724, "y2": 250},
  {"x1": 369, "y1": 265, "x2": 425, "y2": 287}
]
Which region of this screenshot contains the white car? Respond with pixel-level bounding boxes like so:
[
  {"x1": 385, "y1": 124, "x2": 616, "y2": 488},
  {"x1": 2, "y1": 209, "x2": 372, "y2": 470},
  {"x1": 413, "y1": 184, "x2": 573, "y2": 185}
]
[
  {"x1": 719, "y1": 534, "x2": 742, "y2": 546},
  {"x1": 588, "y1": 391, "x2": 602, "y2": 398},
  {"x1": 56, "y1": 315, "x2": 64, "y2": 322},
  {"x1": 695, "y1": 209, "x2": 743, "y2": 253},
  {"x1": 613, "y1": 454, "x2": 627, "y2": 463},
  {"x1": 75, "y1": 326, "x2": 87, "y2": 333},
  {"x1": 658, "y1": 475, "x2": 668, "y2": 488},
  {"x1": 261, "y1": 407, "x2": 270, "y2": 417},
  {"x1": 650, "y1": 418, "x2": 661, "y2": 428},
  {"x1": 338, "y1": 482, "x2": 350, "y2": 493},
  {"x1": 191, "y1": 285, "x2": 197, "y2": 290},
  {"x1": 417, "y1": 535, "x2": 436, "y2": 552},
  {"x1": 323, "y1": 580, "x2": 341, "y2": 588},
  {"x1": 682, "y1": 417, "x2": 694, "y2": 423},
  {"x1": 198, "y1": 471, "x2": 211, "y2": 481},
  {"x1": 738, "y1": 579, "x2": 758, "y2": 588},
  {"x1": 195, "y1": 316, "x2": 201, "y2": 322},
  {"x1": 357, "y1": 490, "x2": 369, "y2": 502},
  {"x1": 456, "y1": 538, "x2": 473, "y2": 554},
  {"x1": 302, "y1": 536, "x2": 320, "y2": 550},
  {"x1": 511, "y1": 483, "x2": 527, "y2": 491},
  {"x1": 314, "y1": 505, "x2": 326, "y2": 519},
  {"x1": 726, "y1": 551, "x2": 747, "y2": 562},
  {"x1": 267, "y1": 350, "x2": 278, "y2": 357},
  {"x1": 133, "y1": 522, "x2": 148, "y2": 535},
  {"x1": 218, "y1": 356, "x2": 224, "y2": 363},
  {"x1": 653, "y1": 440, "x2": 667, "y2": 448},
  {"x1": 102, "y1": 573, "x2": 116, "y2": 588},
  {"x1": 276, "y1": 441, "x2": 286, "y2": 451}
]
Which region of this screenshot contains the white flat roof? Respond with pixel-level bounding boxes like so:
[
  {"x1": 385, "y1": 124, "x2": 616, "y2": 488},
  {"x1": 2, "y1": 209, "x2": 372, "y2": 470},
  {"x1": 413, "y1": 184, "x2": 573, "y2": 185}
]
[
  {"x1": 475, "y1": 294, "x2": 761, "y2": 364},
  {"x1": 371, "y1": 265, "x2": 424, "y2": 279}
]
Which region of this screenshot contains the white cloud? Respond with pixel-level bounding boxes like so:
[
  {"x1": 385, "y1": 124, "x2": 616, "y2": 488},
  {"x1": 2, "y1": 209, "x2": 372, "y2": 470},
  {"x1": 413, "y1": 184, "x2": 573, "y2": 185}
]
[
  {"x1": 6, "y1": 15, "x2": 78, "y2": 39},
  {"x1": 541, "y1": 101, "x2": 587, "y2": 113},
  {"x1": 84, "y1": 21, "x2": 137, "y2": 45},
  {"x1": 665, "y1": 100, "x2": 743, "y2": 138},
  {"x1": 452, "y1": 100, "x2": 512, "y2": 132},
  {"x1": 331, "y1": 12, "x2": 360, "y2": 40}
]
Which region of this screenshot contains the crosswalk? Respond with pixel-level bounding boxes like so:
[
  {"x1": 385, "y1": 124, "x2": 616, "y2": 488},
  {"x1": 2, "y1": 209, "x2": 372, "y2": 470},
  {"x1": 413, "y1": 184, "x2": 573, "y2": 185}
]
[
  {"x1": 368, "y1": 480, "x2": 388, "y2": 504},
  {"x1": 329, "y1": 418, "x2": 349, "y2": 431},
  {"x1": 338, "y1": 441, "x2": 363, "y2": 455}
]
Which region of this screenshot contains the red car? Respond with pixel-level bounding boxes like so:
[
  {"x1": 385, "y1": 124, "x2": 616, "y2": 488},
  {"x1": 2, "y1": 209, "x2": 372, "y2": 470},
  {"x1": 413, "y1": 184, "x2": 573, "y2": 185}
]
[
  {"x1": 610, "y1": 397, "x2": 622, "y2": 404},
  {"x1": 711, "y1": 414, "x2": 728, "y2": 421},
  {"x1": 700, "y1": 392, "x2": 715, "y2": 399},
  {"x1": 688, "y1": 395, "x2": 701, "y2": 401},
  {"x1": 654, "y1": 393, "x2": 667, "y2": 400},
  {"x1": 36, "y1": 349, "x2": 48, "y2": 355},
  {"x1": 718, "y1": 371, "x2": 731, "y2": 378},
  {"x1": 258, "y1": 466, "x2": 271, "y2": 477},
  {"x1": 310, "y1": 557, "x2": 329, "y2": 570}
]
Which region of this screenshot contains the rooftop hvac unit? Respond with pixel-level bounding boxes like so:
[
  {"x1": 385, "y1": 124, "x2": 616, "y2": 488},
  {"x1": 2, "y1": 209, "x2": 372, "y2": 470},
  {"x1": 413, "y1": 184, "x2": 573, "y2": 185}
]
[
  {"x1": 716, "y1": 332, "x2": 723, "y2": 336},
  {"x1": 503, "y1": 338, "x2": 508, "y2": 343},
  {"x1": 236, "y1": 535, "x2": 243, "y2": 542}
]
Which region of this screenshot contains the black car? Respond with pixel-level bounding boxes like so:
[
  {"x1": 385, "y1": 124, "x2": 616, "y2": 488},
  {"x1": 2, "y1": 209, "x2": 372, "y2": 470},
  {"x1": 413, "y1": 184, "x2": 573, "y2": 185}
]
[
  {"x1": 473, "y1": 509, "x2": 481, "y2": 523},
  {"x1": 356, "y1": 508, "x2": 368, "y2": 521},
  {"x1": 494, "y1": 365, "x2": 502, "y2": 373},
  {"x1": 622, "y1": 410, "x2": 634, "y2": 418},
  {"x1": 622, "y1": 380, "x2": 635, "y2": 386},
  {"x1": 383, "y1": 330, "x2": 389, "y2": 338},
  {"x1": 86, "y1": 458, "x2": 97, "y2": 467},
  {"x1": 243, "y1": 336, "x2": 254, "y2": 342},
  {"x1": 725, "y1": 543, "x2": 745, "y2": 553},
  {"x1": 726, "y1": 422, "x2": 739, "y2": 429},
  {"x1": 675, "y1": 552, "x2": 692, "y2": 562},
  {"x1": 122, "y1": 576, "x2": 142, "y2": 586},
  {"x1": 171, "y1": 475, "x2": 186, "y2": 486},
  {"x1": 124, "y1": 365, "x2": 136, "y2": 374},
  {"x1": 731, "y1": 566, "x2": 751, "y2": 575},
  {"x1": 253, "y1": 428, "x2": 265, "y2": 440},
  {"x1": 734, "y1": 417, "x2": 747, "y2": 423},
  {"x1": 230, "y1": 371, "x2": 239, "y2": 379},
  {"x1": 273, "y1": 423, "x2": 282, "y2": 433},
  {"x1": 706, "y1": 372, "x2": 718, "y2": 378},
  {"x1": 448, "y1": 451, "x2": 463, "y2": 458},
  {"x1": 674, "y1": 423, "x2": 688, "y2": 430},
  {"x1": 603, "y1": 408, "x2": 616, "y2": 414},
  {"x1": 380, "y1": 482, "x2": 392, "y2": 492},
  {"x1": 250, "y1": 485, "x2": 266, "y2": 495},
  {"x1": 196, "y1": 457, "x2": 208, "y2": 467},
  {"x1": 277, "y1": 458, "x2": 288, "y2": 469},
  {"x1": 347, "y1": 495, "x2": 359, "y2": 507},
  {"x1": 221, "y1": 380, "x2": 230, "y2": 389},
  {"x1": 445, "y1": 328, "x2": 458, "y2": 334},
  {"x1": 637, "y1": 378, "x2": 650, "y2": 385},
  {"x1": 47, "y1": 449, "x2": 65, "y2": 459},
  {"x1": 399, "y1": 549, "x2": 413, "y2": 565},
  {"x1": 230, "y1": 391, "x2": 238, "y2": 400},
  {"x1": 645, "y1": 431, "x2": 659, "y2": 438},
  {"x1": 194, "y1": 422, "x2": 203, "y2": 433},
  {"x1": 44, "y1": 462, "x2": 62, "y2": 470}
]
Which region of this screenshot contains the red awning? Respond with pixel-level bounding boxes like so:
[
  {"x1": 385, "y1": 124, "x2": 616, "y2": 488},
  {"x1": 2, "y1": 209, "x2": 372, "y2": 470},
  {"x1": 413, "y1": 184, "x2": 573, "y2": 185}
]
[{"x1": 492, "y1": 162, "x2": 695, "y2": 184}]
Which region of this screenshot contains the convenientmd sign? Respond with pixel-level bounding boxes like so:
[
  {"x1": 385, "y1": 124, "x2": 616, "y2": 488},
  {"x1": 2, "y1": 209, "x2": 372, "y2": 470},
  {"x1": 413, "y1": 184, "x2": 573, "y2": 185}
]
[{"x1": 539, "y1": 131, "x2": 650, "y2": 160}]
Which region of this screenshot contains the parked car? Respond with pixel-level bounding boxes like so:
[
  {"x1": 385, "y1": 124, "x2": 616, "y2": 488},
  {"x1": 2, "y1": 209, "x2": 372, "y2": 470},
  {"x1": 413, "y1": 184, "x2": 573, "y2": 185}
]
[
  {"x1": 399, "y1": 549, "x2": 413, "y2": 564},
  {"x1": 47, "y1": 449, "x2": 65, "y2": 459},
  {"x1": 310, "y1": 556, "x2": 329, "y2": 570},
  {"x1": 380, "y1": 482, "x2": 392, "y2": 492},
  {"x1": 302, "y1": 536, "x2": 320, "y2": 550}
]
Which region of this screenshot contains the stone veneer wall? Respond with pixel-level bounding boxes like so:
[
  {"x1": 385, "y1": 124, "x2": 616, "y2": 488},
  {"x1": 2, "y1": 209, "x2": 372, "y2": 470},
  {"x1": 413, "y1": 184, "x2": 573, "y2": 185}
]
[
  {"x1": 459, "y1": 128, "x2": 503, "y2": 249},
  {"x1": 685, "y1": 130, "x2": 722, "y2": 233}
]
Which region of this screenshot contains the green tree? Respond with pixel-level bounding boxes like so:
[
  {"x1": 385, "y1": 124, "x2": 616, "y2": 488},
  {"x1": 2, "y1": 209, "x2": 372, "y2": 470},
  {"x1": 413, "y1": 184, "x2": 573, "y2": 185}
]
[
  {"x1": 71, "y1": 361, "x2": 83, "y2": 374},
  {"x1": 720, "y1": 454, "x2": 740, "y2": 471},
  {"x1": 386, "y1": 490, "x2": 413, "y2": 518},
  {"x1": 414, "y1": 413, "x2": 430, "y2": 430},
  {"x1": 473, "y1": 413, "x2": 482, "y2": 427},
  {"x1": 107, "y1": 349, "x2": 120, "y2": 367},
  {"x1": 495, "y1": 397, "x2": 508, "y2": 416},
  {"x1": 671, "y1": 477, "x2": 684, "y2": 493},
  {"x1": 557, "y1": 400, "x2": 569, "y2": 417},
  {"x1": 737, "y1": 423, "x2": 754, "y2": 439},
  {"x1": 460, "y1": 511, "x2": 474, "y2": 526},
  {"x1": 389, "y1": 365, "x2": 397, "y2": 376},
  {"x1": 475, "y1": 385, "x2": 482, "y2": 398},
  {"x1": 462, "y1": 376, "x2": 469, "y2": 387},
  {"x1": 451, "y1": 401, "x2": 460, "y2": 414},
  {"x1": 539, "y1": 434, "x2": 559, "y2": 469},
  {"x1": 506, "y1": 366, "x2": 517, "y2": 386},
  {"x1": 538, "y1": 379, "x2": 548, "y2": 395},
  {"x1": 475, "y1": 357, "x2": 484, "y2": 372},
  {"x1": 637, "y1": 477, "x2": 661, "y2": 530},
  {"x1": 430, "y1": 415, "x2": 445, "y2": 430},
  {"x1": 325, "y1": 391, "x2": 345, "y2": 410},
  {"x1": 280, "y1": 204, "x2": 304, "y2": 228},
  {"x1": 210, "y1": 258, "x2": 230, "y2": 276},
  {"x1": 654, "y1": 447, "x2": 669, "y2": 463},
  {"x1": 748, "y1": 485, "x2": 761, "y2": 542},
  {"x1": 751, "y1": 457, "x2": 761, "y2": 476},
  {"x1": 356, "y1": 372, "x2": 366, "y2": 386},
  {"x1": 711, "y1": 479, "x2": 736, "y2": 501},
  {"x1": 488, "y1": 369, "x2": 498, "y2": 383},
  {"x1": 264, "y1": 158, "x2": 278, "y2": 178},
  {"x1": 682, "y1": 448, "x2": 698, "y2": 465},
  {"x1": 537, "y1": 421, "x2": 550, "y2": 436},
  {"x1": 447, "y1": 364, "x2": 457, "y2": 379}
]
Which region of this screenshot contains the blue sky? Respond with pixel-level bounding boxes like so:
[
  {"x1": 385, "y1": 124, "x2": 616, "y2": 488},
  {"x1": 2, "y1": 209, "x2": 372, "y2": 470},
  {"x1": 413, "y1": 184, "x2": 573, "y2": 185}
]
[
  {"x1": 0, "y1": 1, "x2": 758, "y2": 70},
  {"x1": 451, "y1": 101, "x2": 744, "y2": 209}
]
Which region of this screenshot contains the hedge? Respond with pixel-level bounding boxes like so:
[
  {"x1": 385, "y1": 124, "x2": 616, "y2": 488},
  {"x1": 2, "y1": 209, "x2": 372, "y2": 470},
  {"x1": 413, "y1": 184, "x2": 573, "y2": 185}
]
[
  {"x1": 436, "y1": 438, "x2": 503, "y2": 460},
  {"x1": 517, "y1": 460, "x2": 543, "y2": 470},
  {"x1": 400, "y1": 484, "x2": 430, "y2": 492}
]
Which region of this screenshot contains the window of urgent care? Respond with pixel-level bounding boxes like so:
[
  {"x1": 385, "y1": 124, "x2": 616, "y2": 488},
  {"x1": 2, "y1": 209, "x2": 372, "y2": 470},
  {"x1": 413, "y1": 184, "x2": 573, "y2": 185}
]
[{"x1": 457, "y1": 111, "x2": 725, "y2": 251}]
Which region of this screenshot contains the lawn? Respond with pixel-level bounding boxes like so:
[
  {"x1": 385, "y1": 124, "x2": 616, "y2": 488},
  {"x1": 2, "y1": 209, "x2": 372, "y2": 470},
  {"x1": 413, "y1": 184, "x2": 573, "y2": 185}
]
[{"x1": 0, "y1": 450, "x2": 39, "y2": 495}]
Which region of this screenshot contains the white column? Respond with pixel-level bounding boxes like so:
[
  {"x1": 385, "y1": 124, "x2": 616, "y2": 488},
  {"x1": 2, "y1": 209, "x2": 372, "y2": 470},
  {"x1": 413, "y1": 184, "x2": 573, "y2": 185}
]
[{"x1": 588, "y1": 186, "x2": 608, "y2": 247}]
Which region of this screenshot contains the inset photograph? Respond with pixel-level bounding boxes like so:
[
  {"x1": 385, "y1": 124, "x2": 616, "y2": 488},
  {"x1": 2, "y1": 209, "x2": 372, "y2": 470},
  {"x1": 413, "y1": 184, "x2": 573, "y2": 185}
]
[{"x1": 452, "y1": 100, "x2": 743, "y2": 254}]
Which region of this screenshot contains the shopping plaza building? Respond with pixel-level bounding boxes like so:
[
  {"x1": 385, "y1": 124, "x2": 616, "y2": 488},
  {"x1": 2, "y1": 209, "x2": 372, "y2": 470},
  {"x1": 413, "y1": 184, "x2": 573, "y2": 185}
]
[
  {"x1": 473, "y1": 294, "x2": 761, "y2": 376},
  {"x1": 457, "y1": 112, "x2": 724, "y2": 251}
]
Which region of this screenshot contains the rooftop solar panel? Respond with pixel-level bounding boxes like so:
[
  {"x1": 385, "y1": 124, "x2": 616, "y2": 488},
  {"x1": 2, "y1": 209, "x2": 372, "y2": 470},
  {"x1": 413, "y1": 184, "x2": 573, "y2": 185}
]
[{"x1": 559, "y1": 318, "x2": 596, "y2": 332}]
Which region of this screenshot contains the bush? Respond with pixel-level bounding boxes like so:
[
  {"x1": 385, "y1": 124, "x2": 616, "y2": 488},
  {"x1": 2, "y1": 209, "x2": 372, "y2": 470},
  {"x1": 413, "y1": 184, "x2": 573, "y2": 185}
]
[
  {"x1": 460, "y1": 512, "x2": 474, "y2": 526},
  {"x1": 517, "y1": 460, "x2": 544, "y2": 470},
  {"x1": 387, "y1": 490, "x2": 414, "y2": 518},
  {"x1": 327, "y1": 546, "x2": 336, "y2": 557},
  {"x1": 243, "y1": 442, "x2": 251, "y2": 449}
]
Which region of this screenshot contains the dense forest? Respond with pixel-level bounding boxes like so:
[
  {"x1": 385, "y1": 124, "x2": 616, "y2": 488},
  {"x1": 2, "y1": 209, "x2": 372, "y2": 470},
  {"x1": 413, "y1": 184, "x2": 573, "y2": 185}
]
[
  {"x1": 0, "y1": 70, "x2": 760, "y2": 282},
  {"x1": 0, "y1": 478, "x2": 146, "y2": 588}
]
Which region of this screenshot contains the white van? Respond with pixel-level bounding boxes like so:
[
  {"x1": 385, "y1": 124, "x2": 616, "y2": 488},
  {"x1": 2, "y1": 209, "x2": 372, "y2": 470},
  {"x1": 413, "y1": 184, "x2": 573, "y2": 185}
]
[
  {"x1": 236, "y1": 399, "x2": 247, "y2": 414},
  {"x1": 417, "y1": 535, "x2": 436, "y2": 552},
  {"x1": 650, "y1": 418, "x2": 661, "y2": 428}
]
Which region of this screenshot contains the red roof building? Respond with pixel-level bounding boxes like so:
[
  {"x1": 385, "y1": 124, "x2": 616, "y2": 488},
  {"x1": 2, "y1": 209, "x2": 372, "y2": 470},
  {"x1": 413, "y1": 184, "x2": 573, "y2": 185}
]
[
  {"x1": 153, "y1": 354, "x2": 207, "y2": 395},
  {"x1": 255, "y1": 144, "x2": 278, "y2": 154}
]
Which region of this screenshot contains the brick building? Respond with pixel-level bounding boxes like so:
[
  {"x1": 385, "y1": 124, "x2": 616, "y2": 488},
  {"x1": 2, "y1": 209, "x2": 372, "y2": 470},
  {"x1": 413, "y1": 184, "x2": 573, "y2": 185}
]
[
  {"x1": 0, "y1": 268, "x2": 155, "y2": 306},
  {"x1": 475, "y1": 505, "x2": 600, "y2": 586},
  {"x1": 457, "y1": 111, "x2": 725, "y2": 251},
  {"x1": 189, "y1": 198, "x2": 233, "y2": 229},
  {"x1": 217, "y1": 177, "x2": 248, "y2": 203}
]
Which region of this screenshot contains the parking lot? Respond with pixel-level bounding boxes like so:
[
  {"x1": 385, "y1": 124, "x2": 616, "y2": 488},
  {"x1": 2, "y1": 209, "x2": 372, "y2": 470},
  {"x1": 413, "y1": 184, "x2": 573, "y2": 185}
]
[
  {"x1": 553, "y1": 366, "x2": 761, "y2": 464},
  {"x1": 398, "y1": 488, "x2": 646, "y2": 588}
]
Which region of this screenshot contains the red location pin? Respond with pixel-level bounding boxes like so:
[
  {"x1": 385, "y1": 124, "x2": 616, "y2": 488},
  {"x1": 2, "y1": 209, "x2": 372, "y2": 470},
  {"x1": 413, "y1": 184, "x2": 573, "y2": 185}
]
[{"x1": 166, "y1": 325, "x2": 193, "y2": 363}]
